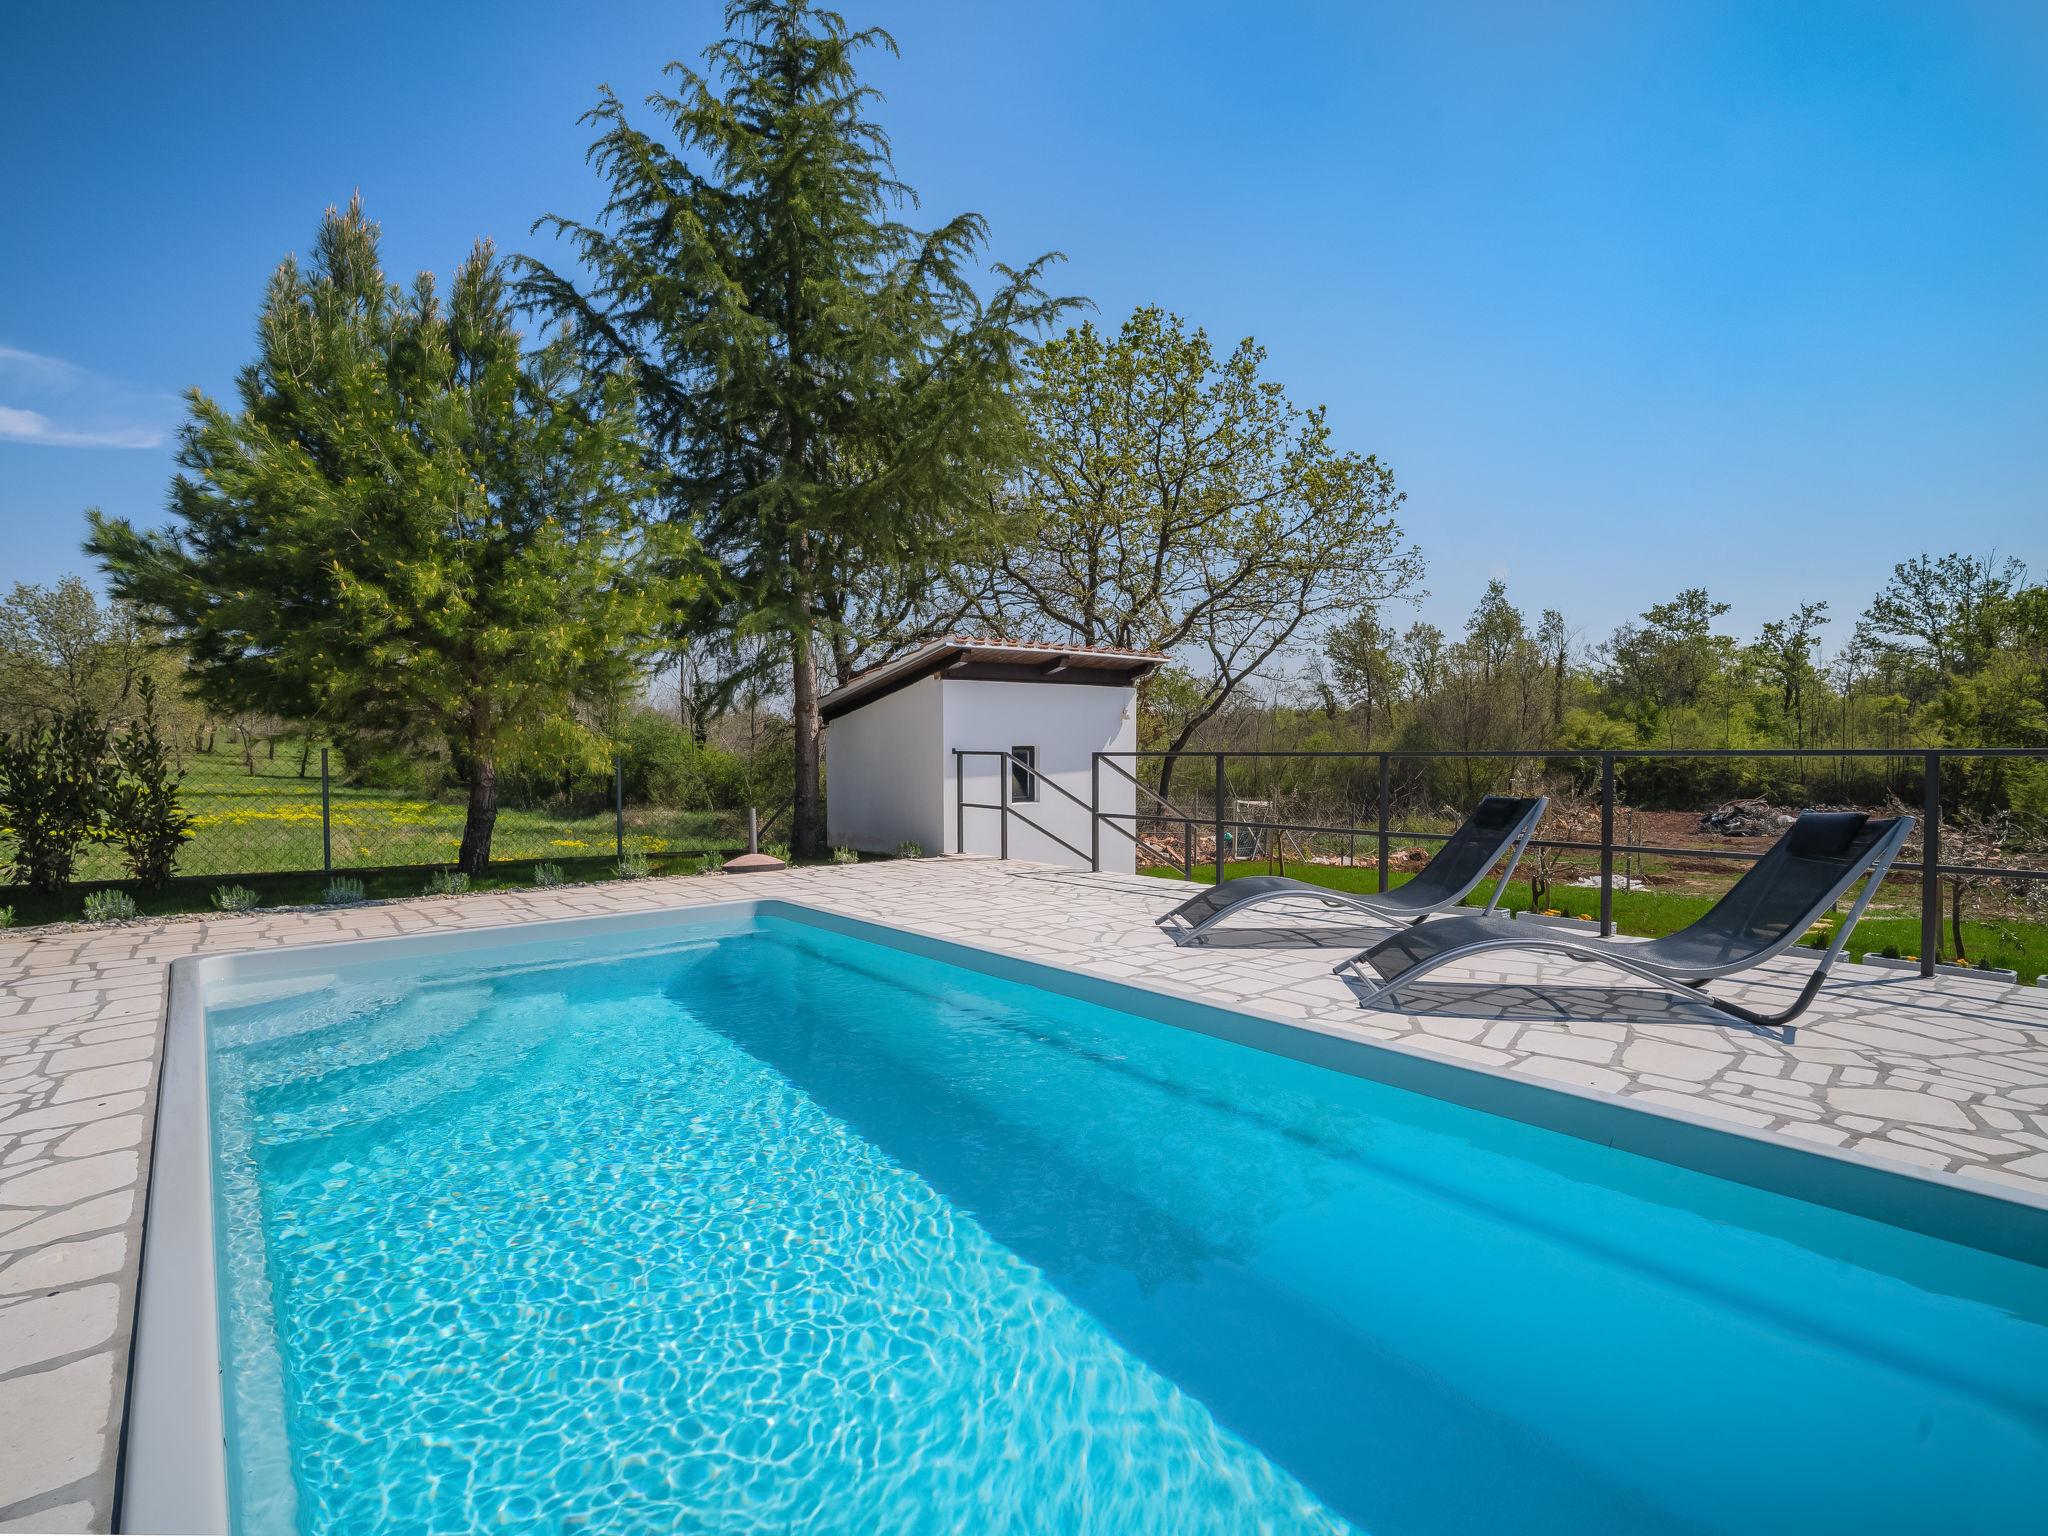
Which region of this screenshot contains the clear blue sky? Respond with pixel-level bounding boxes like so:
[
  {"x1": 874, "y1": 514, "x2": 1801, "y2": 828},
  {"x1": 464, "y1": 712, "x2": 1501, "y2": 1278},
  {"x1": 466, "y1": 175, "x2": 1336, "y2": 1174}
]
[{"x1": 3, "y1": 0, "x2": 2043, "y2": 653}]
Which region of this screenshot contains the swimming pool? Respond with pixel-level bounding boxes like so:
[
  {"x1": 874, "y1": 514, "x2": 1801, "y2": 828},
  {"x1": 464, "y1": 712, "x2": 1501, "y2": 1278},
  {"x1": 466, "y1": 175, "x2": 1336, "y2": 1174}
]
[{"x1": 141, "y1": 904, "x2": 2047, "y2": 1534}]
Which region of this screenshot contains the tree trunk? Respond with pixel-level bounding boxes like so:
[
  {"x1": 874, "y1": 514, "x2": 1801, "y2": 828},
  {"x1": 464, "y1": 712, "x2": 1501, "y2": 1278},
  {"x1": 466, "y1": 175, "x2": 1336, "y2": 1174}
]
[
  {"x1": 790, "y1": 635, "x2": 824, "y2": 858},
  {"x1": 296, "y1": 737, "x2": 312, "y2": 778},
  {"x1": 458, "y1": 754, "x2": 498, "y2": 878},
  {"x1": 1950, "y1": 882, "x2": 1967, "y2": 962}
]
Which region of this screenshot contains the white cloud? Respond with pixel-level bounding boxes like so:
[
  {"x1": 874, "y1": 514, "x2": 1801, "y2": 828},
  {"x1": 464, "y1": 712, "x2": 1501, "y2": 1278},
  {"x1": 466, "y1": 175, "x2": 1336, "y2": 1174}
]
[
  {"x1": 0, "y1": 345, "x2": 175, "y2": 450},
  {"x1": 0, "y1": 404, "x2": 164, "y2": 449}
]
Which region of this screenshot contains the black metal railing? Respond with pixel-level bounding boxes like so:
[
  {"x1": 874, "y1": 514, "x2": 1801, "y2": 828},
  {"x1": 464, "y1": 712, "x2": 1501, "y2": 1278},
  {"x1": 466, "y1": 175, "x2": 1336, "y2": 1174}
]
[
  {"x1": 952, "y1": 746, "x2": 2048, "y2": 982},
  {"x1": 953, "y1": 749, "x2": 1101, "y2": 867}
]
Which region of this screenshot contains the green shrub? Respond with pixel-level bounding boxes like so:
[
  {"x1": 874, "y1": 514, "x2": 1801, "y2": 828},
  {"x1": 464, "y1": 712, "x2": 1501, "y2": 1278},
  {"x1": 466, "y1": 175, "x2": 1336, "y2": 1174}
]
[
  {"x1": 0, "y1": 907, "x2": 14, "y2": 929},
  {"x1": 764, "y1": 841, "x2": 791, "y2": 863},
  {"x1": 423, "y1": 868, "x2": 471, "y2": 896},
  {"x1": 342, "y1": 745, "x2": 446, "y2": 794},
  {"x1": 83, "y1": 888, "x2": 139, "y2": 923},
  {"x1": 103, "y1": 678, "x2": 196, "y2": 889},
  {"x1": 532, "y1": 862, "x2": 566, "y2": 888},
  {"x1": 615, "y1": 710, "x2": 709, "y2": 808},
  {"x1": 698, "y1": 742, "x2": 768, "y2": 811},
  {"x1": 211, "y1": 884, "x2": 260, "y2": 913},
  {"x1": 615, "y1": 851, "x2": 651, "y2": 879},
  {"x1": 343, "y1": 749, "x2": 437, "y2": 792},
  {"x1": 322, "y1": 876, "x2": 367, "y2": 906},
  {"x1": 694, "y1": 852, "x2": 721, "y2": 875},
  {"x1": 894, "y1": 840, "x2": 924, "y2": 859},
  {"x1": 830, "y1": 845, "x2": 858, "y2": 865},
  {"x1": 0, "y1": 705, "x2": 111, "y2": 892}
]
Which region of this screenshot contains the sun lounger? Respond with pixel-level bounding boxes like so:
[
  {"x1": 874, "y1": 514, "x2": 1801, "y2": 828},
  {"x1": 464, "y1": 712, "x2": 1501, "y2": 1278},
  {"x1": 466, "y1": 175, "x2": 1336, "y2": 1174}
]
[
  {"x1": 1331, "y1": 811, "x2": 1913, "y2": 1039},
  {"x1": 1156, "y1": 795, "x2": 1547, "y2": 945}
]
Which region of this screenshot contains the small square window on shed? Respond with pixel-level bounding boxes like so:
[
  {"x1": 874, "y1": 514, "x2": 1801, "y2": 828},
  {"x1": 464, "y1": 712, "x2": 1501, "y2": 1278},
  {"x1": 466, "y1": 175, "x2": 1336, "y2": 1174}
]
[{"x1": 1009, "y1": 745, "x2": 1038, "y2": 802}]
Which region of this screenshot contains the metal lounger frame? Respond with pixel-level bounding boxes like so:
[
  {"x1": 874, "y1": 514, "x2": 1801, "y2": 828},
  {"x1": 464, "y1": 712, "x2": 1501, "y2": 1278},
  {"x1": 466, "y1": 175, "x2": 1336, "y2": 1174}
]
[
  {"x1": 1155, "y1": 797, "x2": 1548, "y2": 945},
  {"x1": 1331, "y1": 816, "x2": 1914, "y2": 1040}
]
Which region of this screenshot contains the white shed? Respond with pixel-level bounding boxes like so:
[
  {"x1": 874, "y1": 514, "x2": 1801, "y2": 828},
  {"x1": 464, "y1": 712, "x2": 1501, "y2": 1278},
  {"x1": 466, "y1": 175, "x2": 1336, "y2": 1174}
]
[{"x1": 821, "y1": 638, "x2": 1165, "y2": 873}]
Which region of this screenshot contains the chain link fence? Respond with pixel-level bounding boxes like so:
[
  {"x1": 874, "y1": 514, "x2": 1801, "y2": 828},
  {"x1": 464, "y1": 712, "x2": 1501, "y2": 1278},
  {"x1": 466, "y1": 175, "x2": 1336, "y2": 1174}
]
[{"x1": 2, "y1": 743, "x2": 780, "y2": 925}]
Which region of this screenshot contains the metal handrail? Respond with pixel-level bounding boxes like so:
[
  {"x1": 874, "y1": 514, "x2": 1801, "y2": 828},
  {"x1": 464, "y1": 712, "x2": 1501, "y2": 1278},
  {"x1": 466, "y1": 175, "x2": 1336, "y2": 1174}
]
[
  {"x1": 953, "y1": 748, "x2": 1124, "y2": 866},
  {"x1": 957, "y1": 799, "x2": 1094, "y2": 865},
  {"x1": 1094, "y1": 752, "x2": 1205, "y2": 875},
  {"x1": 955, "y1": 748, "x2": 1100, "y2": 820},
  {"x1": 1097, "y1": 753, "x2": 1200, "y2": 822}
]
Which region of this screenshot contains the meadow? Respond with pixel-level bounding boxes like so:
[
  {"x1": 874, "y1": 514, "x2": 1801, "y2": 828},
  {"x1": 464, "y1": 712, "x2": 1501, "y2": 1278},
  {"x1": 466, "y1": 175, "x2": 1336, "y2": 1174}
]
[{"x1": 2, "y1": 745, "x2": 761, "y2": 926}]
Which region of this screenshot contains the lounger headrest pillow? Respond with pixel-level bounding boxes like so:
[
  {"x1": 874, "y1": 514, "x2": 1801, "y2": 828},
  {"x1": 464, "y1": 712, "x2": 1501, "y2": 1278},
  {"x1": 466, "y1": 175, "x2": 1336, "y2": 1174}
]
[
  {"x1": 1786, "y1": 811, "x2": 1869, "y2": 857},
  {"x1": 1471, "y1": 797, "x2": 1520, "y2": 830}
]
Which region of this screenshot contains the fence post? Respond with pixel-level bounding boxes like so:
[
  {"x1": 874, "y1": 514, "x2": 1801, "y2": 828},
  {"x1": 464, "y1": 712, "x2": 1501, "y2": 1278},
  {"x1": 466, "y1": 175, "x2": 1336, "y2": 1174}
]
[
  {"x1": 1921, "y1": 751, "x2": 1941, "y2": 977},
  {"x1": 998, "y1": 750, "x2": 1010, "y2": 860},
  {"x1": 613, "y1": 757, "x2": 625, "y2": 862},
  {"x1": 1376, "y1": 754, "x2": 1390, "y2": 894},
  {"x1": 320, "y1": 748, "x2": 332, "y2": 876},
  {"x1": 1213, "y1": 754, "x2": 1227, "y2": 885},
  {"x1": 954, "y1": 751, "x2": 964, "y2": 855},
  {"x1": 1089, "y1": 753, "x2": 1101, "y2": 873},
  {"x1": 1599, "y1": 753, "x2": 1615, "y2": 937}
]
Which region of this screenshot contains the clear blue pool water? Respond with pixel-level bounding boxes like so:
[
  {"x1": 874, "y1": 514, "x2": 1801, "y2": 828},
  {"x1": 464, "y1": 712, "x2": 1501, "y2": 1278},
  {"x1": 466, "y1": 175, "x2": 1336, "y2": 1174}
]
[{"x1": 205, "y1": 913, "x2": 2048, "y2": 1536}]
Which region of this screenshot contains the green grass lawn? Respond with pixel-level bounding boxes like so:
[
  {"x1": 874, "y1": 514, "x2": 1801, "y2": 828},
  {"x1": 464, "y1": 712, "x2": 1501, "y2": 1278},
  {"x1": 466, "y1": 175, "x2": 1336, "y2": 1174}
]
[
  {"x1": 45, "y1": 746, "x2": 750, "y2": 883},
  {"x1": 1142, "y1": 860, "x2": 2048, "y2": 983},
  {"x1": 1, "y1": 745, "x2": 765, "y2": 927}
]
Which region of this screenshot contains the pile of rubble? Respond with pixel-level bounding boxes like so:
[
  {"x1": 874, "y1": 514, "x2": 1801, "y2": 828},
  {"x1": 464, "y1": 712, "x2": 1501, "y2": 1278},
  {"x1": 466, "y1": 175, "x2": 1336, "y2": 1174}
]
[
  {"x1": 1137, "y1": 832, "x2": 1197, "y2": 866},
  {"x1": 1700, "y1": 798, "x2": 1797, "y2": 838}
]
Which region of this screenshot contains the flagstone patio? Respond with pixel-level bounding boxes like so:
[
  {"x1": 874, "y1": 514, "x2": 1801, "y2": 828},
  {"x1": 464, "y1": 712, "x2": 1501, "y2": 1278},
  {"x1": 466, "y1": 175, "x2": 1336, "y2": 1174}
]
[{"x1": 3, "y1": 856, "x2": 2046, "y2": 1532}]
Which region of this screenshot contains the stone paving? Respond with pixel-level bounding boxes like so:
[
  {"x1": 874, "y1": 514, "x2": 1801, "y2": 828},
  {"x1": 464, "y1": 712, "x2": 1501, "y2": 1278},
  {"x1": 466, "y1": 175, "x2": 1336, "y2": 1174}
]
[{"x1": 2, "y1": 857, "x2": 2046, "y2": 1531}]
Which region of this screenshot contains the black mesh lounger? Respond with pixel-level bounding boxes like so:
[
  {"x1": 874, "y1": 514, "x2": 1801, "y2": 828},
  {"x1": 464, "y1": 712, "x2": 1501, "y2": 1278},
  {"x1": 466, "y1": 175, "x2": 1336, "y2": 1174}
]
[
  {"x1": 1156, "y1": 795, "x2": 1548, "y2": 946},
  {"x1": 1332, "y1": 811, "x2": 1913, "y2": 1040}
]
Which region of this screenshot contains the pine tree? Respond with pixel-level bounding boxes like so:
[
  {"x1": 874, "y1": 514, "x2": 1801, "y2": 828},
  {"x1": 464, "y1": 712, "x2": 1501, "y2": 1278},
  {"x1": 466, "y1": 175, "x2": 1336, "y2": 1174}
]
[
  {"x1": 90, "y1": 199, "x2": 686, "y2": 876},
  {"x1": 519, "y1": 0, "x2": 1072, "y2": 854}
]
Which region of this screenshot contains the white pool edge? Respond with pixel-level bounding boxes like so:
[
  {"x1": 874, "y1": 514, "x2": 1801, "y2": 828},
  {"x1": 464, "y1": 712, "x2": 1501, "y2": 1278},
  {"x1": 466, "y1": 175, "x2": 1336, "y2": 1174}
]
[
  {"x1": 122, "y1": 896, "x2": 2048, "y2": 1532},
  {"x1": 123, "y1": 957, "x2": 228, "y2": 1535}
]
